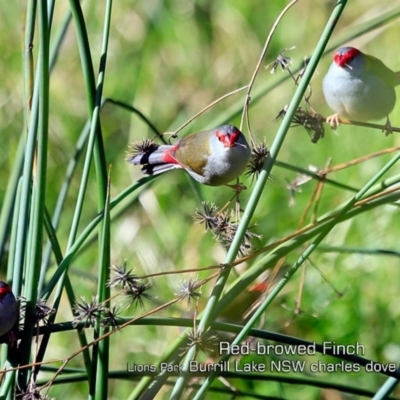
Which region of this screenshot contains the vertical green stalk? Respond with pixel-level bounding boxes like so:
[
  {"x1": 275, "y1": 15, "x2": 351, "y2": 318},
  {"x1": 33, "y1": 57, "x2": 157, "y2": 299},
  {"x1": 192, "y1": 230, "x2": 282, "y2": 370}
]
[
  {"x1": 40, "y1": 121, "x2": 90, "y2": 290},
  {"x1": 24, "y1": 0, "x2": 36, "y2": 122},
  {"x1": 90, "y1": 1, "x2": 113, "y2": 398},
  {"x1": 14, "y1": 0, "x2": 37, "y2": 305},
  {"x1": 18, "y1": 0, "x2": 50, "y2": 389},
  {"x1": 0, "y1": 136, "x2": 25, "y2": 263},
  {"x1": 37, "y1": 0, "x2": 111, "y2": 374},
  {"x1": 66, "y1": 0, "x2": 108, "y2": 253},
  {"x1": 35, "y1": 3, "x2": 95, "y2": 374},
  {"x1": 39, "y1": 6, "x2": 75, "y2": 290},
  {"x1": 93, "y1": 168, "x2": 112, "y2": 400}
]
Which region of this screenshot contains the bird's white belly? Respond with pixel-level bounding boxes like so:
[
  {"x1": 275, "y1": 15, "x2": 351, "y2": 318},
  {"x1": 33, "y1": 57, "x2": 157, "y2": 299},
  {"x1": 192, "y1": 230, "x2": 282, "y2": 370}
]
[
  {"x1": 323, "y1": 70, "x2": 396, "y2": 121},
  {"x1": 201, "y1": 146, "x2": 250, "y2": 186}
]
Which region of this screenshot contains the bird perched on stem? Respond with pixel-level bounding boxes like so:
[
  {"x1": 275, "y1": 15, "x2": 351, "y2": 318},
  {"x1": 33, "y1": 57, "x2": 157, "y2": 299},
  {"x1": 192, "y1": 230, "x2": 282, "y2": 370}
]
[
  {"x1": 127, "y1": 124, "x2": 251, "y2": 187},
  {"x1": 0, "y1": 281, "x2": 18, "y2": 343},
  {"x1": 323, "y1": 46, "x2": 400, "y2": 133}
]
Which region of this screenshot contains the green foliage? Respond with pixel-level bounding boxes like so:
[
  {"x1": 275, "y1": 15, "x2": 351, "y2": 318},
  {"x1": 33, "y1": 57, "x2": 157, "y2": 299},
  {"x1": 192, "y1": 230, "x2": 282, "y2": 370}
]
[{"x1": 1, "y1": 0, "x2": 400, "y2": 399}]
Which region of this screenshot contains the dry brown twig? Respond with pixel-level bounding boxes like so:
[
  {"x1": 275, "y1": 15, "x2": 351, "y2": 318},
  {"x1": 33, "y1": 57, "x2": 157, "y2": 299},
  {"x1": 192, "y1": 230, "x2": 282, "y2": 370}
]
[
  {"x1": 170, "y1": 85, "x2": 248, "y2": 138},
  {"x1": 240, "y1": 0, "x2": 300, "y2": 146}
]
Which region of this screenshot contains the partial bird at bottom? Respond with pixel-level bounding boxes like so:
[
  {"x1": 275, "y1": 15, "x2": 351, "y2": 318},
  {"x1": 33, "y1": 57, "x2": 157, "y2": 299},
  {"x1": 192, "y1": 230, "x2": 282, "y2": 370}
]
[{"x1": 0, "y1": 281, "x2": 18, "y2": 340}]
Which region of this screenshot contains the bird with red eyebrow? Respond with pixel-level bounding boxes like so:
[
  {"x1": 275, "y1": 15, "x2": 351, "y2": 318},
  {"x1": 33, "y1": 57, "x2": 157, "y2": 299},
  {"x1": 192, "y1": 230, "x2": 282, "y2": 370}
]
[
  {"x1": 322, "y1": 46, "x2": 400, "y2": 131},
  {"x1": 127, "y1": 124, "x2": 251, "y2": 187},
  {"x1": 0, "y1": 281, "x2": 18, "y2": 343}
]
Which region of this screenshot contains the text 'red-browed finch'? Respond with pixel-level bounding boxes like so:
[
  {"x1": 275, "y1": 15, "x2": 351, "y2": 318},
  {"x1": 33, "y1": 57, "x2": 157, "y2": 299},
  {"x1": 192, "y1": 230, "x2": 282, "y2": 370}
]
[
  {"x1": 127, "y1": 124, "x2": 251, "y2": 186},
  {"x1": 323, "y1": 47, "x2": 400, "y2": 130}
]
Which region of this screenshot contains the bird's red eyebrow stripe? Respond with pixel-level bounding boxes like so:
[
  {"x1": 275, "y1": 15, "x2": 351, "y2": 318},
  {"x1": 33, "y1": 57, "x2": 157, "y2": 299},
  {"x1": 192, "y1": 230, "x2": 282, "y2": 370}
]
[
  {"x1": 229, "y1": 130, "x2": 239, "y2": 142},
  {"x1": 216, "y1": 129, "x2": 238, "y2": 147},
  {"x1": 334, "y1": 47, "x2": 360, "y2": 67}
]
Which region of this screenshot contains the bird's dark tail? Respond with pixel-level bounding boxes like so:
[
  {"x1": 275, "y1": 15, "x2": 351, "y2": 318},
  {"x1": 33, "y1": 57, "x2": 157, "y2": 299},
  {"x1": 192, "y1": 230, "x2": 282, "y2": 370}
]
[{"x1": 126, "y1": 144, "x2": 181, "y2": 176}]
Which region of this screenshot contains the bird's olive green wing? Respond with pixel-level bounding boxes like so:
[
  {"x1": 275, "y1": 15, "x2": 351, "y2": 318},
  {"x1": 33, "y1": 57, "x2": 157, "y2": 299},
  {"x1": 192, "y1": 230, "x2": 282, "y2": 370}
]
[
  {"x1": 174, "y1": 131, "x2": 210, "y2": 175},
  {"x1": 365, "y1": 53, "x2": 400, "y2": 87}
]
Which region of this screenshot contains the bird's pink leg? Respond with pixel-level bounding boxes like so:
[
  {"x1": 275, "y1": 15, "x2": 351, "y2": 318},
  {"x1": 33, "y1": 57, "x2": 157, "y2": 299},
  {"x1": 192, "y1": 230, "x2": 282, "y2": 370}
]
[{"x1": 225, "y1": 183, "x2": 247, "y2": 193}]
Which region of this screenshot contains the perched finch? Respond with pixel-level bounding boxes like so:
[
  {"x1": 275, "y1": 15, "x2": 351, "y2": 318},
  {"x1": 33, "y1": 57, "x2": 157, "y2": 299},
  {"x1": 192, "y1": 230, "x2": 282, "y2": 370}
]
[
  {"x1": 127, "y1": 124, "x2": 251, "y2": 186},
  {"x1": 323, "y1": 47, "x2": 400, "y2": 130}
]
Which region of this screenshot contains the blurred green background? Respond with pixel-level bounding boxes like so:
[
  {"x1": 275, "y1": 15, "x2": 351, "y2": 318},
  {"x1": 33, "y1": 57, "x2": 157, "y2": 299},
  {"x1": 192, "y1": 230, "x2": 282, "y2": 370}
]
[{"x1": 1, "y1": 0, "x2": 400, "y2": 398}]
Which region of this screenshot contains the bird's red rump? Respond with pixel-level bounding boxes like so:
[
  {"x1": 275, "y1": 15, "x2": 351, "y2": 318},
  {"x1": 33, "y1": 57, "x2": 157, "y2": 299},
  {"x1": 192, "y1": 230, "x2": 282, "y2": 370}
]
[
  {"x1": 162, "y1": 146, "x2": 180, "y2": 164},
  {"x1": 334, "y1": 47, "x2": 360, "y2": 67},
  {"x1": 248, "y1": 281, "x2": 268, "y2": 293},
  {"x1": 216, "y1": 129, "x2": 239, "y2": 148}
]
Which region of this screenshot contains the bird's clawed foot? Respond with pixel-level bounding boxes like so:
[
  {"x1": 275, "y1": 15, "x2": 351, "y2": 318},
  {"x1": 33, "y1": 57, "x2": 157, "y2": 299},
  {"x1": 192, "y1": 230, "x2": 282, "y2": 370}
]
[{"x1": 326, "y1": 114, "x2": 341, "y2": 129}]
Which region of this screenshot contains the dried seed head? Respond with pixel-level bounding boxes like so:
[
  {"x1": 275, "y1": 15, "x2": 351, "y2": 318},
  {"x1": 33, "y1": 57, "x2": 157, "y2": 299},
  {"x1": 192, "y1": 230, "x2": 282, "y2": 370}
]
[
  {"x1": 184, "y1": 327, "x2": 218, "y2": 357},
  {"x1": 124, "y1": 281, "x2": 152, "y2": 309},
  {"x1": 101, "y1": 306, "x2": 121, "y2": 330},
  {"x1": 286, "y1": 174, "x2": 312, "y2": 206},
  {"x1": 246, "y1": 140, "x2": 270, "y2": 180},
  {"x1": 277, "y1": 106, "x2": 325, "y2": 143},
  {"x1": 292, "y1": 107, "x2": 325, "y2": 143},
  {"x1": 72, "y1": 297, "x2": 103, "y2": 328},
  {"x1": 21, "y1": 382, "x2": 49, "y2": 400},
  {"x1": 17, "y1": 295, "x2": 26, "y2": 328},
  {"x1": 126, "y1": 139, "x2": 158, "y2": 160},
  {"x1": 194, "y1": 202, "x2": 220, "y2": 231},
  {"x1": 266, "y1": 46, "x2": 296, "y2": 75},
  {"x1": 108, "y1": 262, "x2": 139, "y2": 290},
  {"x1": 35, "y1": 298, "x2": 55, "y2": 325},
  {"x1": 195, "y1": 202, "x2": 261, "y2": 257},
  {"x1": 176, "y1": 277, "x2": 203, "y2": 306}
]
